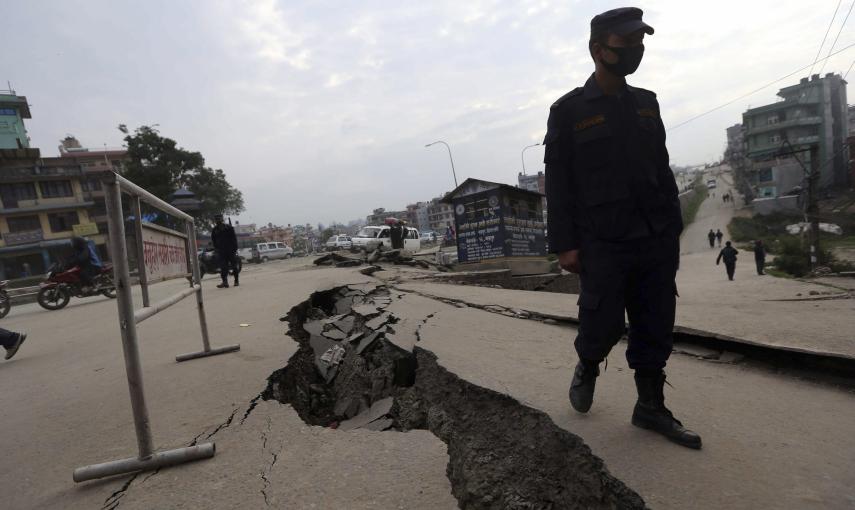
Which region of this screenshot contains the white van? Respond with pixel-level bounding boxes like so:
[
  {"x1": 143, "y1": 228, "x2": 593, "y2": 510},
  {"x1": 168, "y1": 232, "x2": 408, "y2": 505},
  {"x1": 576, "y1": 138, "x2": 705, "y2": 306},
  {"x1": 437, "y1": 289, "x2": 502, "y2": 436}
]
[
  {"x1": 351, "y1": 226, "x2": 420, "y2": 253},
  {"x1": 242, "y1": 242, "x2": 293, "y2": 263}
]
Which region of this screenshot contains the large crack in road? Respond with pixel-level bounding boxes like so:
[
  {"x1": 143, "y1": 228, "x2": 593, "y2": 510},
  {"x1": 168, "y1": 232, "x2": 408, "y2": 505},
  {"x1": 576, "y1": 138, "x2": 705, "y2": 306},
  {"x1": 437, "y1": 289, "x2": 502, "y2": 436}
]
[{"x1": 261, "y1": 283, "x2": 647, "y2": 509}]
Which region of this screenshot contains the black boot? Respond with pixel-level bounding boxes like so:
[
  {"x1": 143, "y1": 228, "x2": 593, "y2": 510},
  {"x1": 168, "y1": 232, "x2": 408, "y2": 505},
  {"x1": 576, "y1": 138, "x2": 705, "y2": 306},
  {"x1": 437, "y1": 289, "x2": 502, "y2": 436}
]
[
  {"x1": 233, "y1": 275, "x2": 240, "y2": 287},
  {"x1": 568, "y1": 359, "x2": 600, "y2": 413},
  {"x1": 632, "y1": 370, "x2": 702, "y2": 449},
  {"x1": 217, "y1": 280, "x2": 229, "y2": 288}
]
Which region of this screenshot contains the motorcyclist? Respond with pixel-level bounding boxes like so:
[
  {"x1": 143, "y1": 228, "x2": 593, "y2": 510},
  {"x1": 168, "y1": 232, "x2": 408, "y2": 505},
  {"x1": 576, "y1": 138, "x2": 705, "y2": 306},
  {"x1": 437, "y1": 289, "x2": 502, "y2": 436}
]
[{"x1": 65, "y1": 236, "x2": 102, "y2": 292}]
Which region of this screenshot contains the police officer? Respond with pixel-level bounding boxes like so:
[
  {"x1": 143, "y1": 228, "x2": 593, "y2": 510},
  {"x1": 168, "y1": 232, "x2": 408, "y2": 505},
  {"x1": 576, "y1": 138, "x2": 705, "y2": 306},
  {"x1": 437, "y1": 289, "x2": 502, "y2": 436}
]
[
  {"x1": 211, "y1": 214, "x2": 240, "y2": 288},
  {"x1": 716, "y1": 241, "x2": 739, "y2": 281},
  {"x1": 544, "y1": 7, "x2": 701, "y2": 449}
]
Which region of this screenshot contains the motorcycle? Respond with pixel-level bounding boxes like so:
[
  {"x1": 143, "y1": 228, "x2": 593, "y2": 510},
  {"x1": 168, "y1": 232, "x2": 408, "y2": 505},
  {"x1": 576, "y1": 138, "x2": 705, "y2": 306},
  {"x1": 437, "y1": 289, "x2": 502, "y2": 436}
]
[
  {"x1": 37, "y1": 264, "x2": 117, "y2": 311},
  {"x1": 198, "y1": 249, "x2": 242, "y2": 277},
  {"x1": 0, "y1": 280, "x2": 10, "y2": 319}
]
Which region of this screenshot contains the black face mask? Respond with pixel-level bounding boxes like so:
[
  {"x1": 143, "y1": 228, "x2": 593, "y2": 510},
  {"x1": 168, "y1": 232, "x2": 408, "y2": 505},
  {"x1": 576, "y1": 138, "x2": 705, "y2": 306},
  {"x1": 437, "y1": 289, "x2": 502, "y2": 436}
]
[{"x1": 600, "y1": 43, "x2": 644, "y2": 76}]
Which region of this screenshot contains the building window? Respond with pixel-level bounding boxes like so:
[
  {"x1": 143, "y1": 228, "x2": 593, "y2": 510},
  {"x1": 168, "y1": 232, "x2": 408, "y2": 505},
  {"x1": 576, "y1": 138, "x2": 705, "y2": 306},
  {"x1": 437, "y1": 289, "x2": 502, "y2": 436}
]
[
  {"x1": 767, "y1": 116, "x2": 779, "y2": 125},
  {"x1": 768, "y1": 134, "x2": 781, "y2": 144},
  {"x1": 7, "y1": 215, "x2": 42, "y2": 233},
  {"x1": 48, "y1": 211, "x2": 80, "y2": 232},
  {"x1": 39, "y1": 180, "x2": 73, "y2": 198},
  {"x1": 757, "y1": 168, "x2": 773, "y2": 183},
  {"x1": 81, "y1": 178, "x2": 102, "y2": 192},
  {"x1": 0, "y1": 182, "x2": 38, "y2": 205},
  {"x1": 0, "y1": 108, "x2": 16, "y2": 116}
]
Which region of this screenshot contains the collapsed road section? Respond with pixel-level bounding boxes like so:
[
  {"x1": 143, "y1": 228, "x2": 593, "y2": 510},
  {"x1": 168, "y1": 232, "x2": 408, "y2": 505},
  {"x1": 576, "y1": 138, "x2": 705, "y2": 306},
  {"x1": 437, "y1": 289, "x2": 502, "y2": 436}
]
[{"x1": 262, "y1": 283, "x2": 647, "y2": 510}]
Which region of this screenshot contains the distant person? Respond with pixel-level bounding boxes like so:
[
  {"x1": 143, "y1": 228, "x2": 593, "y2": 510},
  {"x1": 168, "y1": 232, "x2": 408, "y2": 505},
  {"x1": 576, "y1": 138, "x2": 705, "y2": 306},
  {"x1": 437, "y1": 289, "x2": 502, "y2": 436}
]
[
  {"x1": 0, "y1": 328, "x2": 26, "y2": 360},
  {"x1": 722, "y1": 193, "x2": 727, "y2": 203},
  {"x1": 715, "y1": 229, "x2": 723, "y2": 247},
  {"x1": 754, "y1": 240, "x2": 766, "y2": 275},
  {"x1": 445, "y1": 222, "x2": 456, "y2": 246},
  {"x1": 716, "y1": 241, "x2": 739, "y2": 281},
  {"x1": 21, "y1": 262, "x2": 31, "y2": 278},
  {"x1": 389, "y1": 220, "x2": 405, "y2": 250},
  {"x1": 211, "y1": 214, "x2": 239, "y2": 288},
  {"x1": 707, "y1": 229, "x2": 716, "y2": 248}
]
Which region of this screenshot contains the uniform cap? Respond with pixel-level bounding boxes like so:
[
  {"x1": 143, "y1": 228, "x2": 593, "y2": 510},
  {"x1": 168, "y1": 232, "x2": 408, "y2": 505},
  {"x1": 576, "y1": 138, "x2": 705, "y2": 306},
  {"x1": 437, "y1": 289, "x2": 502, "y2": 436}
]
[{"x1": 591, "y1": 7, "x2": 654, "y2": 38}]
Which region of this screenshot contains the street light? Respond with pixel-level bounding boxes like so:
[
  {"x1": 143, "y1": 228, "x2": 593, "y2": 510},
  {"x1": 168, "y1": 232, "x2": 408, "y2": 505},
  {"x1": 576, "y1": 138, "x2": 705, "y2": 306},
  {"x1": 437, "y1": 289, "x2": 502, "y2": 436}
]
[
  {"x1": 521, "y1": 143, "x2": 541, "y2": 175},
  {"x1": 425, "y1": 140, "x2": 458, "y2": 188}
]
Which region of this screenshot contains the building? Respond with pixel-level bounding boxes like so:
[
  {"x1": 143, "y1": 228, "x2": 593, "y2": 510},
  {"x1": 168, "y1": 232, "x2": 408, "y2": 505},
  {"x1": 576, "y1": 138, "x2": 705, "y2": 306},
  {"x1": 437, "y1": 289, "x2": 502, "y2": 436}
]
[
  {"x1": 848, "y1": 105, "x2": 855, "y2": 135},
  {"x1": 0, "y1": 90, "x2": 31, "y2": 149},
  {"x1": 517, "y1": 172, "x2": 545, "y2": 194},
  {"x1": 743, "y1": 73, "x2": 850, "y2": 197},
  {"x1": 405, "y1": 202, "x2": 430, "y2": 232},
  {"x1": 427, "y1": 196, "x2": 454, "y2": 233},
  {"x1": 0, "y1": 154, "x2": 108, "y2": 279},
  {"x1": 366, "y1": 208, "x2": 408, "y2": 226},
  {"x1": 442, "y1": 178, "x2": 546, "y2": 275}
]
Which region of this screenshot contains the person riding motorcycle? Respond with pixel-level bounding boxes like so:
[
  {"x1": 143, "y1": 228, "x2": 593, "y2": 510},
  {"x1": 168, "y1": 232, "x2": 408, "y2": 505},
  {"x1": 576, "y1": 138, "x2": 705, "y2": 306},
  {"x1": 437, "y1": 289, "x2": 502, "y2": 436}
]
[{"x1": 65, "y1": 237, "x2": 103, "y2": 292}]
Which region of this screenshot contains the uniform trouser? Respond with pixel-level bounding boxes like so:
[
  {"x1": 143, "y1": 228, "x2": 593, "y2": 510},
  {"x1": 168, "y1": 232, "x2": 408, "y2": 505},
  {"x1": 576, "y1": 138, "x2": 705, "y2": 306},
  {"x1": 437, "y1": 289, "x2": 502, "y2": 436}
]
[
  {"x1": 217, "y1": 251, "x2": 240, "y2": 282},
  {"x1": 575, "y1": 233, "x2": 679, "y2": 371},
  {"x1": 755, "y1": 258, "x2": 764, "y2": 275},
  {"x1": 0, "y1": 327, "x2": 19, "y2": 348},
  {"x1": 725, "y1": 262, "x2": 736, "y2": 280}
]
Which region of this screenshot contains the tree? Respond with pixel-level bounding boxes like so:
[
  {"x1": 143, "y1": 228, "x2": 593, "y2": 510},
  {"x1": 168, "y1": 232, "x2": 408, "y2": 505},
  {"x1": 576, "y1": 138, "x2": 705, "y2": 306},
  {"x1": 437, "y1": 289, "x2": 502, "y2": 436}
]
[{"x1": 118, "y1": 125, "x2": 244, "y2": 229}]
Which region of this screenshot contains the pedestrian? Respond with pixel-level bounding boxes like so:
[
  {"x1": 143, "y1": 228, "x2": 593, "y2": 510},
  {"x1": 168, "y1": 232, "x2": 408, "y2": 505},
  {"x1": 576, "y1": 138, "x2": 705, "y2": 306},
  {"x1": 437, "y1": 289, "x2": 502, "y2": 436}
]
[
  {"x1": 445, "y1": 222, "x2": 455, "y2": 246},
  {"x1": 0, "y1": 328, "x2": 26, "y2": 360},
  {"x1": 722, "y1": 193, "x2": 727, "y2": 203},
  {"x1": 707, "y1": 229, "x2": 716, "y2": 248},
  {"x1": 754, "y1": 240, "x2": 766, "y2": 275},
  {"x1": 715, "y1": 229, "x2": 723, "y2": 247},
  {"x1": 211, "y1": 214, "x2": 240, "y2": 288},
  {"x1": 716, "y1": 241, "x2": 739, "y2": 281},
  {"x1": 21, "y1": 262, "x2": 31, "y2": 278},
  {"x1": 544, "y1": 8, "x2": 700, "y2": 449},
  {"x1": 389, "y1": 220, "x2": 405, "y2": 250}
]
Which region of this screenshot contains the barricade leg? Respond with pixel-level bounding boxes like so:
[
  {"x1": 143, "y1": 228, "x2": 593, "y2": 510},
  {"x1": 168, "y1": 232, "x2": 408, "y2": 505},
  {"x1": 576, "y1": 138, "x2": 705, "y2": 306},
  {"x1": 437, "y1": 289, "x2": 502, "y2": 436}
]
[{"x1": 175, "y1": 222, "x2": 240, "y2": 362}]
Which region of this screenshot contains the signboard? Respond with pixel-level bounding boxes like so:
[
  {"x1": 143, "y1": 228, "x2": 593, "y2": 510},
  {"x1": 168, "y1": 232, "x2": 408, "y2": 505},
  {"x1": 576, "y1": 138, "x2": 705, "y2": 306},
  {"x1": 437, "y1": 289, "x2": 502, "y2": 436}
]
[
  {"x1": 453, "y1": 191, "x2": 505, "y2": 263},
  {"x1": 503, "y1": 215, "x2": 546, "y2": 257},
  {"x1": 73, "y1": 223, "x2": 99, "y2": 236},
  {"x1": 141, "y1": 225, "x2": 188, "y2": 282}
]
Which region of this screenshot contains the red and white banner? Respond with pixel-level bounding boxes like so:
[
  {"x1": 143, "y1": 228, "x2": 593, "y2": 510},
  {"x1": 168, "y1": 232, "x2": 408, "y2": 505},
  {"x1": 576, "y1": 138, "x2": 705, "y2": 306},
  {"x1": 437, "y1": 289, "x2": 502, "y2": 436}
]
[{"x1": 141, "y1": 226, "x2": 187, "y2": 282}]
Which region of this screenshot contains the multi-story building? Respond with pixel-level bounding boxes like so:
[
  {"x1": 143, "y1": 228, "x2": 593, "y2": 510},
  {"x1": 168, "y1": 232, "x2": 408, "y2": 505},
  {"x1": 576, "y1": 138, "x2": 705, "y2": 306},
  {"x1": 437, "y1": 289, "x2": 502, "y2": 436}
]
[
  {"x1": 405, "y1": 202, "x2": 431, "y2": 232},
  {"x1": 427, "y1": 196, "x2": 454, "y2": 233},
  {"x1": 743, "y1": 73, "x2": 850, "y2": 197},
  {"x1": 848, "y1": 105, "x2": 855, "y2": 135},
  {"x1": 518, "y1": 171, "x2": 547, "y2": 217},
  {"x1": 366, "y1": 208, "x2": 408, "y2": 226},
  {"x1": 0, "y1": 154, "x2": 108, "y2": 279},
  {"x1": 0, "y1": 90, "x2": 31, "y2": 149}
]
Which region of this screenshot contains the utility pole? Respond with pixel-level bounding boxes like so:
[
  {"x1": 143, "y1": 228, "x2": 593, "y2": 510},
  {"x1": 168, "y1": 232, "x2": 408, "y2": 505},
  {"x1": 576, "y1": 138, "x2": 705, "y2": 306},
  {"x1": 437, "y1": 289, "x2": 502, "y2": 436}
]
[{"x1": 807, "y1": 145, "x2": 821, "y2": 270}]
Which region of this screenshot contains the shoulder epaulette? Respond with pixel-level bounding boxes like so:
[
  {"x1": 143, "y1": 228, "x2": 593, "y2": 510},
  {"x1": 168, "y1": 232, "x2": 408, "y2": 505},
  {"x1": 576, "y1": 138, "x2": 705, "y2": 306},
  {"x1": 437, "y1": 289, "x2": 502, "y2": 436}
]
[
  {"x1": 627, "y1": 85, "x2": 657, "y2": 98},
  {"x1": 550, "y1": 88, "x2": 583, "y2": 109}
]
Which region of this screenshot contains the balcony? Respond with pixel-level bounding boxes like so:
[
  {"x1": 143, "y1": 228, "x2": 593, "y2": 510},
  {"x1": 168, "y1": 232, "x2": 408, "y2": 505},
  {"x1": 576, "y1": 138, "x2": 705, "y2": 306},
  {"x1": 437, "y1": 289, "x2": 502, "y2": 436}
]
[
  {"x1": 746, "y1": 116, "x2": 822, "y2": 136},
  {"x1": 2, "y1": 229, "x2": 44, "y2": 246},
  {"x1": 747, "y1": 135, "x2": 820, "y2": 160}
]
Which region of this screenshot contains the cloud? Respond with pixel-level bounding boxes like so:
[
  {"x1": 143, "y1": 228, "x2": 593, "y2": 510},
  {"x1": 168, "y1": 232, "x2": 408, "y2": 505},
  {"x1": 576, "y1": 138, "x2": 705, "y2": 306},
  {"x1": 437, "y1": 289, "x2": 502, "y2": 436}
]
[{"x1": 3, "y1": 0, "x2": 853, "y2": 228}]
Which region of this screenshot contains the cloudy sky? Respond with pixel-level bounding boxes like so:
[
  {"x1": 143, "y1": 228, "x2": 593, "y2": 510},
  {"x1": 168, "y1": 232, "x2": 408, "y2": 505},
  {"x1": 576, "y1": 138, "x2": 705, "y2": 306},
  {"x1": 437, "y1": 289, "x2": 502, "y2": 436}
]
[{"x1": 3, "y1": 1, "x2": 854, "y2": 227}]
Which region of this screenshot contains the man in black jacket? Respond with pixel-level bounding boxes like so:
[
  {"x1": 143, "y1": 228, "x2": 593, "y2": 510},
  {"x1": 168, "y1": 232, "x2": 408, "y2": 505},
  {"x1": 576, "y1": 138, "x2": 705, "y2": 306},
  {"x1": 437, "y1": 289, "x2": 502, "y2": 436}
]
[
  {"x1": 211, "y1": 214, "x2": 239, "y2": 288},
  {"x1": 544, "y1": 7, "x2": 700, "y2": 449},
  {"x1": 65, "y1": 236, "x2": 101, "y2": 290},
  {"x1": 717, "y1": 241, "x2": 739, "y2": 280},
  {"x1": 753, "y1": 240, "x2": 766, "y2": 275}
]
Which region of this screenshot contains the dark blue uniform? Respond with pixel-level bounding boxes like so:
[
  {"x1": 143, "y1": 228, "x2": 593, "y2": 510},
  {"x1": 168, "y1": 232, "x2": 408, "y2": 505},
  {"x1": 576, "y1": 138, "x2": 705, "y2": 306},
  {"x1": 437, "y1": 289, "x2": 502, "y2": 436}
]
[{"x1": 544, "y1": 74, "x2": 682, "y2": 370}]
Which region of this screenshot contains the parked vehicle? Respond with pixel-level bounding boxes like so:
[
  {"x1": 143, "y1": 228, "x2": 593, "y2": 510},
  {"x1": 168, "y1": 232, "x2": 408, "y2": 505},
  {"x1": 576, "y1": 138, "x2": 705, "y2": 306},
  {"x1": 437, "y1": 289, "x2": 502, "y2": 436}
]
[
  {"x1": 350, "y1": 226, "x2": 421, "y2": 253},
  {"x1": 706, "y1": 179, "x2": 717, "y2": 189},
  {"x1": 199, "y1": 248, "x2": 243, "y2": 276},
  {"x1": 325, "y1": 235, "x2": 352, "y2": 251},
  {"x1": 36, "y1": 264, "x2": 116, "y2": 311},
  {"x1": 238, "y1": 242, "x2": 293, "y2": 263},
  {"x1": 0, "y1": 280, "x2": 10, "y2": 319},
  {"x1": 420, "y1": 231, "x2": 438, "y2": 243}
]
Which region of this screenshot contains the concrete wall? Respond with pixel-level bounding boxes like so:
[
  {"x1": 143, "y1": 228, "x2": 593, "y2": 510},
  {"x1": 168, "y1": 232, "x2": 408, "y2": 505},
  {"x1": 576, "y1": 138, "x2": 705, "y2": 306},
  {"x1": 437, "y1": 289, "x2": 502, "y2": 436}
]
[{"x1": 752, "y1": 195, "x2": 801, "y2": 215}]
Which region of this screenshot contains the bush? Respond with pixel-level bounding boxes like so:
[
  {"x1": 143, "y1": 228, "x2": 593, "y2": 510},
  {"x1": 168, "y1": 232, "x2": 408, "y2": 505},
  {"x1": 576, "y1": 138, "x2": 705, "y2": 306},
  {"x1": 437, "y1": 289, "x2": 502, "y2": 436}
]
[{"x1": 772, "y1": 237, "x2": 810, "y2": 277}]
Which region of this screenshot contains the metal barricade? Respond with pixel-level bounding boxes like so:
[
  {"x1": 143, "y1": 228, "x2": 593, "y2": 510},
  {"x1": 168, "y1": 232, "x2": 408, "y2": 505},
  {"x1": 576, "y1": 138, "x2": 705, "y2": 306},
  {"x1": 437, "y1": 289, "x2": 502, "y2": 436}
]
[{"x1": 72, "y1": 171, "x2": 240, "y2": 483}]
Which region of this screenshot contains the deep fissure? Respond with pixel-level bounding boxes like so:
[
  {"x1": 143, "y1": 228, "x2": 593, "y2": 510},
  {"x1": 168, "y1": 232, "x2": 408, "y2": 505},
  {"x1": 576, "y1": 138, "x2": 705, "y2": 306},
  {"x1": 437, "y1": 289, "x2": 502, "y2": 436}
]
[{"x1": 260, "y1": 284, "x2": 648, "y2": 509}]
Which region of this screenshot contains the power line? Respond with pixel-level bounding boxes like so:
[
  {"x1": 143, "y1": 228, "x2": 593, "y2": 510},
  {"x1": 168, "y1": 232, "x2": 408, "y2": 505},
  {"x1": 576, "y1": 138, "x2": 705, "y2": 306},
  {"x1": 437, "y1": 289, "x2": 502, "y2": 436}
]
[
  {"x1": 844, "y1": 59, "x2": 855, "y2": 78},
  {"x1": 667, "y1": 40, "x2": 855, "y2": 132},
  {"x1": 808, "y1": 0, "x2": 843, "y2": 77},
  {"x1": 819, "y1": 0, "x2": 855, "y2": 74}
]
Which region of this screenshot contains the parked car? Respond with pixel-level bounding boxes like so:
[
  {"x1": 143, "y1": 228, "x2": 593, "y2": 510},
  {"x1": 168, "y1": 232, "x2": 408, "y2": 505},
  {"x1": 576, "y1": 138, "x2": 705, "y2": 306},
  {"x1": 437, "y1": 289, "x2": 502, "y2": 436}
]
[
  {"x1": 706, "y1": 179, "x2": 717, "y2": 189},
  {"x1": 239, "y1": 242, "x2": 293, "y2": 263},
  {"x1": 419, "y1": 231, "x2": 438, "y2": 243},
  {"x1": 325, "y1": 235, "x2": 352, "y2": 251},
  {"x1": 350, "y1": 225, "x2": 421, "y2": 253}
]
